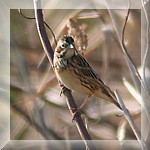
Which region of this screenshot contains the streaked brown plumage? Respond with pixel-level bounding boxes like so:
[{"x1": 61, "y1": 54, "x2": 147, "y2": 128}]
[{"x1": 53, "y1": 35, "x2": 122, "y2": 110}]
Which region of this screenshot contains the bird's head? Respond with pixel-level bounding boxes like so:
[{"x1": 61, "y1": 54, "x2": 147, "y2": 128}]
[{"x1": 55, "y1": 35, "x2": 77, "y2": 59}]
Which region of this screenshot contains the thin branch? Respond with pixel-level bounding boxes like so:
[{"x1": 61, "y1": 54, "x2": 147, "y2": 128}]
[
  {"x1": 18, "y1": 9, "x2": 35, "y2": 19},
  {"x1": 115, "y1": 90, "x2": 148, "y2": 150},
  {"x1": 141, "y1": 0, "x2": 150, "y2": 94},
  {"x1": 121, "y1": 4, "x2": 142, "y2": 93},
  {"x1": 121, "y1": 1, "x2": 150, "y2": 123},
  {"x1": 33, "y1": 0, "x2": 96, "y2": 149},
  {"x1": 18, "y1": 9, "x2": 57, "y2": 46},
  {"x1": 19, "y1": 9, "x2": 57, "y2": 69},
  {"x1": 121, "y1": 3, "x2": 150, "y2": 99}
]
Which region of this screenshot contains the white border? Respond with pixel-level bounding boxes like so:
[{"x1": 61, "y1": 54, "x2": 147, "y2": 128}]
[{"x1": 0, "y1": 0, "x2": 146, "y2": 149}]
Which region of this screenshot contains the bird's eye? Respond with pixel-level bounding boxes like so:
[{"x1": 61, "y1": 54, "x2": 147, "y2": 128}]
[{"x1": 61, "y1": 44, "x2": 65, "y2": 48}]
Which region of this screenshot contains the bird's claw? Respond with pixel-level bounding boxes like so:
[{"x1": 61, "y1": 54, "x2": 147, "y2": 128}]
[
  {"x1": 59, "y1": 86, "x2": 66, "y2": 96},
  {"x1": 116, "y1": 113, "x2": 124, "y2": 117}
]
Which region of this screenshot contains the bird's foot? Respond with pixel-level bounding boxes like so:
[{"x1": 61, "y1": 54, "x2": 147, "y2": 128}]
[
  {"x1": 116, "y1": 113, "x2": 124, "y2": 117},
  {"x1": 59, "y1": 86, "x2": 66, "y2": 97}
]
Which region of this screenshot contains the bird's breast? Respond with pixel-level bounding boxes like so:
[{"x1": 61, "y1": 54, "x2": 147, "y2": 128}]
[{"x1": 54, "y1": 64, "x2": 93, "y2": 95}]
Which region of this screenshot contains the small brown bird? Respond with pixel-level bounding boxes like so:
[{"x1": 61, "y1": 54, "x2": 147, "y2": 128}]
[{"x1": 53, "y1": 35, "x2": 122, "y2": 110}]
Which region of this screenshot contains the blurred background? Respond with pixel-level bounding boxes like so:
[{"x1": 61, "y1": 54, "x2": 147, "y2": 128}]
[{"x1": 10, "y1": 8, "x2": 142, "y2": 149}]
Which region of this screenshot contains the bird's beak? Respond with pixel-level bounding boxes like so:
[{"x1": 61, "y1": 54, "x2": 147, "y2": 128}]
[
  {"x1": 69, "y1": 44, "x2": 74, "y2": 49},
  {"x1": 70, "y1": 44, "x2": 78, "y2": 54}
]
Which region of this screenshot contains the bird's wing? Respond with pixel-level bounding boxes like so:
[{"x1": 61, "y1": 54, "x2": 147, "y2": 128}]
[
  {"x1": 70, "y1": 54, "x2": 109, "y2": 91},
  {"x1": 69, "y1": 54, "x2": 121, "y2": 109}
]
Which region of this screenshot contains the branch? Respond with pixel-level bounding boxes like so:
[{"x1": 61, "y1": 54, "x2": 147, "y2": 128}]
[
  {"x1": 33, "y1": 2, "x2": 54, "y2": 65},
  {"x1": 121, "y1": 3, "x2": 150, "y2": 101},
  {"x1": 115, "y1": 90, "x2": 148, "y2": 150},
  {"x1": 121, "y1": 1, "x2": 150, "y2": 125},
  {"x1": 121, "y1": 3, "x2": 142, "y2": 94},
  {"x1": 33, "y1": 0, "x2": 96, "y2": 149}
]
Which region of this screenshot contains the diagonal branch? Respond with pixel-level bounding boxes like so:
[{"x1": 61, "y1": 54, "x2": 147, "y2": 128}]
[
  {"x1": 33, "y1": 0, "x2": 96, "y2": 149},
  {"x1": 115, "y1": 90, "x2": 148, "y2": 150}
]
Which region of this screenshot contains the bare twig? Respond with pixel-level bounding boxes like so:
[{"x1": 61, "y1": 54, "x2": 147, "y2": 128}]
[
  {"x1": 141, "y1": 0, "x2": 150, "y2": 144},
  {"x1": 18, "y1": 8, "x2": 57, "y2": 68},
  {"x1": 18, "y1": 9, "x2": 57, "y2": 46},
  {"x1": 107, "y1": 0, "x2": 150, "y2": 127},
  {"x1": 115, "y1": 90, "x2": 148, "y2": 150},
  {"x1": 121, "y1": 2, "x2": 150, "y2": 100},
  {"x1": 140, "y1": 0, "x2": 150, "y2": 90},
  {"x1": 121, "y1": 1, "x2": 150, "y2": 126},
  {"x1": 121, "y1": 3, "x2": 142, "y2": 93},
  {"x1": 33, "y1": 0, "x2": 96, "y2": 149},
  {"x1": 107, "y1": 1, "x2": 150, "y2": 100}
]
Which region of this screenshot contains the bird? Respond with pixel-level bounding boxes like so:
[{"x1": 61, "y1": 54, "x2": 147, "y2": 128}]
[{"x1": 53, "y1": 35, "x2": 122, "y2": 111}]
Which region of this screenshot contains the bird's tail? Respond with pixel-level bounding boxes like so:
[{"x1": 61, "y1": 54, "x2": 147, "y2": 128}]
[{"x1": 101, "y1": 85, "x2": 122, "y2": 110}]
